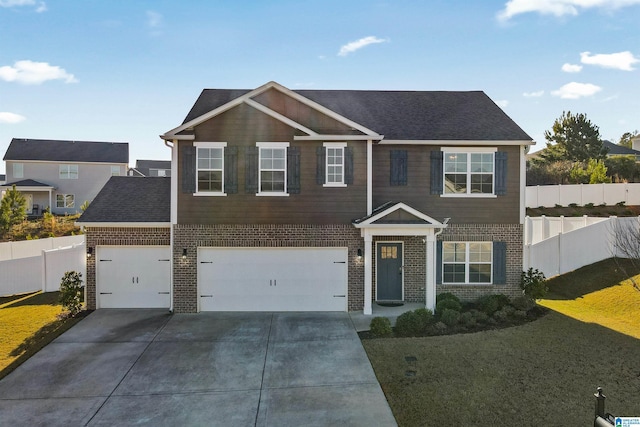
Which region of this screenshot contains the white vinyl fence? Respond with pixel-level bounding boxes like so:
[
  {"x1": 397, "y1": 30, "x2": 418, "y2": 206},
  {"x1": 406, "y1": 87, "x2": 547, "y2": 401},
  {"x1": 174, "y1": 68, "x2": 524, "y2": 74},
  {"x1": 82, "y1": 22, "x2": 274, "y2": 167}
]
[
  {"x1": 526, "y1": 183, "x2": 640, "y2": 208},
  {"x1": 0, "y1": 236, "x2": 85, "y2": 296},
  {"x1": 523, "y1": 216, "x2": 638, "y2": 278}
]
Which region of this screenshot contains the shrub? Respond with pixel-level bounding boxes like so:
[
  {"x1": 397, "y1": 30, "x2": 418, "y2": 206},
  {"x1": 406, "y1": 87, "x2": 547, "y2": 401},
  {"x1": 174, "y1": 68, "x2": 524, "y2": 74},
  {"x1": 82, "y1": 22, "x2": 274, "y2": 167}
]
[
  {"x1": 511, "y1": 296, "x2": 536, "y2": 311},
  {"x1": 431, "y1": 321, "x2": 448, "y2": 334},
  {"x1": 520, "y1": 268, "x2": 548, "y2": 300},
  {"x1": 460, "y1": 311, "x2": 477, "y2": 328},
  {"x1": 395, "y1": 311, "x2": 422, "y2": 337},
  {"x1": 369, "y1": 317, "x2": 392, "y2": 338},
  {"x1": 493, "y1": 308, "x2": 510, "y2": 323},
  {"x1": 414, "y1": 308, "x2": 434, "y2": 331},
  {"x1": 435, "y1": 298, "x2": 462, "y2": 316},
  {"x1": 470, "y1": 309, "x2": 490, "y2": 324},
  {"x1": 513, "y1": 310, "x2": 528, "y2": 319},
  {"x1": 476, "y1": 294, "x2": 510, "y2": 315},
  {"x1": 585, "y1": 202, "x2": 594, "y2": 208},
  {"x1": 436, "y1": 292, "x2": 461, "y2": 304},
  {"x1": 440, "y1": 308, "x2": 461, "y2": 326},
  {"x1": 59, "y1": 271, "x2": 83, "y2": 317}
]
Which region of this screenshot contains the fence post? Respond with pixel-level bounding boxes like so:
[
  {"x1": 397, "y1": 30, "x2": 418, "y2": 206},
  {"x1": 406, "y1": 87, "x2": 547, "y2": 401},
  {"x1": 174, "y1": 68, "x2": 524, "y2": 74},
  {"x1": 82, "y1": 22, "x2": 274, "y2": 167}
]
[{"x1": 594, "y1": 387, "x2": 606, "y2": 419}]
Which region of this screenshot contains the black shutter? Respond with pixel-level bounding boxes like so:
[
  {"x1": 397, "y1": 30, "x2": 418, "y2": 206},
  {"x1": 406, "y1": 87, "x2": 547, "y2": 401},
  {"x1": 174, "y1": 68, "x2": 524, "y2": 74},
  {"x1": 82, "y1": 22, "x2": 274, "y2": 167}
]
[
  {"x1": 493, "y1": 241, "x2": 507, "y2": 285},
  {"x1": 430, "y1": 151, "x2": 443, "y2": 194},
  {"x1": 316, "y1": 146, "x2": 326, "y2": 185},
  {"x1": 436, "y1": 240, "x2": 443, "y2": 285},
  {"x1": 287, "y1": 146, "x2": 301, "y2": 194},
  {"x1": 495, "y1": 151, "x2": 507, "y2": 196},
  {"x1": 224, "y1": 146, "x2": 238, "y2": 194},
  {"x1": 390, "y1": 150, "x2": 408, "y2": 186},
  {"x1": 245, "y1": 146, "x2": 258, "y2": 194},
  {"x1": 344, "y1": 146, "x2": 354, "y2": 185},
  {"x1": 181, "y1": 145, "x2": 196, "y2": 194}
]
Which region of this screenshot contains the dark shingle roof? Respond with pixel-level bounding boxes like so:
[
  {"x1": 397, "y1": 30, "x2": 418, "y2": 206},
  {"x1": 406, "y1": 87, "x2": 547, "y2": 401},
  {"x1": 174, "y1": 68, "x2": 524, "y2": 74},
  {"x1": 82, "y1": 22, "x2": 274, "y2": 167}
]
[
  {"x1": 136, "y1": 160, "x2": 171, "y2": 170},
  {"x1": 603, "y1": 140, "x2": 640, "y2": 156},
  {"x1": 2, "y1": 179, "x2": 53, "y2": 188},
  {"x1": 77, "y1": 177, "x2": 170, "y2": 223},
  {"x1": 183, "y1": 88, "x2": 532, "y2": 141},
  {"x1": 3, "y1": 138, "x2": 129, "y2": 163}
]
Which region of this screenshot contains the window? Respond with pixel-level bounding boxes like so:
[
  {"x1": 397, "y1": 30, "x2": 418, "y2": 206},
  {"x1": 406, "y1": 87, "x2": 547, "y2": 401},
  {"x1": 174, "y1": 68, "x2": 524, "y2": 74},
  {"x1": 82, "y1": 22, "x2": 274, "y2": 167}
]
[
  {"x1": 111, "y1": 166, "x2": 121, "y2": 176},
  {"x1": 150, "y1": 168, "x2": 167, "y2": 177},
  {"x1": 324, "y1": 142, "x2": 346, "y2": 186},
  {"x1": 56, "y1": 194, "x2": 75, "y2": 208},
  {"x1": 442, "y1": 242, "x2": 492, "y2": 284},
  {"x1": 442, "y1": 149, "x2": 495, "y2": 195},
  {"x1": 258, "y1": 142, "x2": 288, "y2": 195},
  {"x1": 196, "y1": 142, "x2": 226, "y2": 194},
  {"x1": 13, "y1": 163, "x2": 24, "y2": 179},
  {"x1": 59, "y1": 164, "x2": 78, "y2": 179}
]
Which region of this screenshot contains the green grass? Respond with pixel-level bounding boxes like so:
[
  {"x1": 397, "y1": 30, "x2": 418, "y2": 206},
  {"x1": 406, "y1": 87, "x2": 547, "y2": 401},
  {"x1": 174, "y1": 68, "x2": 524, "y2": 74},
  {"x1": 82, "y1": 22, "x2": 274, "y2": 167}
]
[
  {"x1": 362, "y1": 259, "x2": 640, "y2": 426},
  {"x1": 0, "y1": 292, "x2": 84, "y2": 380}
]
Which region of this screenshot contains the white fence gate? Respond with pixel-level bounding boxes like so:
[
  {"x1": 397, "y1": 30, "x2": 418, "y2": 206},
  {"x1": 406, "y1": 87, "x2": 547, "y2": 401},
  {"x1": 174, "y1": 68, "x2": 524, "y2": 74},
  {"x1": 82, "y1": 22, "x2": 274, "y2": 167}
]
[{"x1": 0, "y1": 236, "x2": 86, "y2": 296}]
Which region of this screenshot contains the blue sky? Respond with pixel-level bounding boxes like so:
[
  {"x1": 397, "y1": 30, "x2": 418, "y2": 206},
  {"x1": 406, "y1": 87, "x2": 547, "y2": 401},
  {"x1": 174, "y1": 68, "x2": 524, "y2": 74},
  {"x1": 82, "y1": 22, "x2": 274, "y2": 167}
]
[{"x1": 1, "y1": 0, "x2": 639, "y2": 174}]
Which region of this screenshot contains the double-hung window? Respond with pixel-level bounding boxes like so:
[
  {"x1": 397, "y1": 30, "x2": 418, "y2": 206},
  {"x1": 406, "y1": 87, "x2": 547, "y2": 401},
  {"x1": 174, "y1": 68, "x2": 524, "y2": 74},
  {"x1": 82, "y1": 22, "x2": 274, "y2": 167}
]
[
  {"x1": 59, "y1": 164, "x2": 78, "y2": 179},
  {"x1": 13, "y1": 163, "x2": 24, "y2": 179},
  {"x1": 257, "y1": 142, "x2": 288, "y2": 195},
  {"x1": 56, "y1": 194, "x2": 75, "y2": 209},
  {"x1": 196, "y1": 142, "x2": 226, "y2": 195},
  {"x1": 323, "y1": 142, "x2": 346, "y2": 187},
  {"x1": 442, "y1": 242, "x2": 492, "y2": 284},
  {"x1": 442, "y1": 148, "x2": 495, "y2": 196},
  {"x1": 110, "y1": 166, "x2": 121, "y2": 176}
]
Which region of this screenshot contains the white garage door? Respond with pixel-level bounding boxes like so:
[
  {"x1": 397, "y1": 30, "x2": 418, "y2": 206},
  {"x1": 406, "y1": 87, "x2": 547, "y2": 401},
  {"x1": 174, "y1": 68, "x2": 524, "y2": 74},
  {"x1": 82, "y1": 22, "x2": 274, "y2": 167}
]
[
  {"x1": 96, "y1": 246, "x2": 171, "y2": 309},
  {"x1": 198, "y1": 247, "x2": 348, "y2": 312}
]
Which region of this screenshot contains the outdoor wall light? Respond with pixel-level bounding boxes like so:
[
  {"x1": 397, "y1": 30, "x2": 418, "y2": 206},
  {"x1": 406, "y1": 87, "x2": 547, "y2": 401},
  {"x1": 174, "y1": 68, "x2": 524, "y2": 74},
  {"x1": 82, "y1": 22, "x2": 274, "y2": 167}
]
[
  {"x1": 87, "y1": 247, "x2": 93, "y2": 258},
  {"x1": 357, "y1": 248, "x2": 363, "y2": 260},
  {"x1": 182, "y1": 248, "x2": 187, "y2": 259}
]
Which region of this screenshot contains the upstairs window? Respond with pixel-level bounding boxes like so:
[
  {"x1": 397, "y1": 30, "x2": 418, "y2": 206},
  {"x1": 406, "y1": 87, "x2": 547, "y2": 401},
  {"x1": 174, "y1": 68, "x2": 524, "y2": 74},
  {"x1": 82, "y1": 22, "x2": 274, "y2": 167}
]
[
  {"x1": 443, "y1": 151, "x2": 494, "y2": 195},
  {"x1": 196, "y1": 142, "x2": 226, "y2": 194},
  {"x1": 324, "y1": 142, "x2": 346, "y2": 186},
  {"x1": 111, "y1": 166, "x2": 121, "y2": 176},
  {"x1": 13, "y1": 163, "x2": 24, "y2": 179},
  {"x1": 258, "y1": 142, "x2": 288, "y2": 195},
  {"x1": 59, "y1": 164, "x2": 78, "y2": 179}
]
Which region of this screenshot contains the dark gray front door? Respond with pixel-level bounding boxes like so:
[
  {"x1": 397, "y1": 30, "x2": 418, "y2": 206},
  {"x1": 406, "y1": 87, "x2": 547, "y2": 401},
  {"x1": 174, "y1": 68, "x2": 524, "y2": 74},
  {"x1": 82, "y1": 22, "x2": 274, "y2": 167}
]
[{"x1": 376, "y1": 242, "x2": 403, "y2": 300}]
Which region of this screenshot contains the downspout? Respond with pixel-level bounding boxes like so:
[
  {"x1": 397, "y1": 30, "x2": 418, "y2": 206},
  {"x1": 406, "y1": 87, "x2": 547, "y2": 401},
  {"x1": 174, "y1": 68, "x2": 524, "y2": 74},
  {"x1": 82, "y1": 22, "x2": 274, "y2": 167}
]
[
  {"x1": 426, "y1": 217, "x2": 450, "y2": 311},
  {"x1": 162, "y1": 137, "x2": 176, "y2": 313}
]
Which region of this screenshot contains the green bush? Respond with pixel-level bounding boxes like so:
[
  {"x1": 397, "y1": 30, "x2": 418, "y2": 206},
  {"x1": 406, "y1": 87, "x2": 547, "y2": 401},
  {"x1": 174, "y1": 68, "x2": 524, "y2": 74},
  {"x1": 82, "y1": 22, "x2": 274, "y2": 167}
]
[
  {"x1": 435, "y1": 298, "x2": 462, "y2": 316},
  {"x1": 520, "y1": 268, "x2": 548, "y2": 300},
  {"x1": 369, "y1": 317, "x2": 392, "y2": 338},
  {"x1": 440, "y1": 308, "x2": 461, "y2": 326},
  {"x1": 460, "y1": 311, "x2": 477, "y2": 328},
  {"x1": 395, "y1": 311, "x2": 422, "y2": 337},
  {"x1": 493, "y1": 308, "x2": 510, "y2": 323},
  {"x1": 513, "y1": 310, "x2": 528, "y2": 319},
  {"x1": 59, "y1": 271, "x2": 83, "y2": 317},
  {"x1": 511, "y1": 296, "x2": 536, "y2": 311},
  {"x1": 431, "y1": 321, "x2": 448, "y2": 334},
  {"x1": 470, "y1": 309, "x2": 489, "y2": 324},
  {"x1": 436, "y1": 292, "x2": 461, "y2": 304},
  {"x1": 476, "y1": 294, "x2": 510, "y2": 315},
  {"x1": 414, "y1": 308, "x2": 434, "y2": 331}
]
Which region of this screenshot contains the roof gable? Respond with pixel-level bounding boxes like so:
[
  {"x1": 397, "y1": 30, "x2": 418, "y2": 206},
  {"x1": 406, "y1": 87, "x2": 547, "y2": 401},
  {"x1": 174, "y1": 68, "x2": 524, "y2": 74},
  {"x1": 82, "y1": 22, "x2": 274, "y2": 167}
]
[
  {"x1": 4, "y1": 139, "x2": 129, "y2": 163},
  {"x1": 353, "y1": 202, "x2": 448, "y2": 228},
  {"x1": 603, "y1": 140, "x2": 640, "y2": 156}
]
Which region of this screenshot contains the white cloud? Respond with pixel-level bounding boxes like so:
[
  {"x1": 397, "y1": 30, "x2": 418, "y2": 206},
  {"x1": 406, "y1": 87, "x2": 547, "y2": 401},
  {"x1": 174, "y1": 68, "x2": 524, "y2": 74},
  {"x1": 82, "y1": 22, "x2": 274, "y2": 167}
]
[
  {"x1": 146, "y1": 10, "x2": 162, "y2": 28},
  {"x1": 523, "y1": 90, "x2": 545, "y2": 97},
  {"x1": 496, "y1": 100, "x2": 509, "y2": 108},
  {"x1": 35, "y1": 1, "x2": 46, "y2": 12},
  {"x1": 562, "y1": 63, "x2": 582, "y2": 73},
  {"x1": 497, "y1": 0, "x2": 640, "y2": 21},
  {"x1": 0, "y1": 112, "x2": 26, "y2": 124},
  {"x1": 580, "y1": 51, "x2": 639, "y2": 70},
  {"x1": 551, "y1": 82, "x2": 602, "y2": 99},
  {"x1": 338, "y1": 36, "x2": 388, "y2": 57},
  {"x1": 0, "y1": 60, "x2": 77, "y2": 85},
  {"x1": 0, "y1": 0, "x2": 46, "y2": 11}
]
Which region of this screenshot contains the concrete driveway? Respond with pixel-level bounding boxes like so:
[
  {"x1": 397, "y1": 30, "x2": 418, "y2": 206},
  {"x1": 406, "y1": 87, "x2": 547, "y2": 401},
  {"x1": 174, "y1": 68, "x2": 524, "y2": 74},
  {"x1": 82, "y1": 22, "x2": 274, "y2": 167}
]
[{"x1": 0, "y1": 310, "x2": 397, "y2": 426}]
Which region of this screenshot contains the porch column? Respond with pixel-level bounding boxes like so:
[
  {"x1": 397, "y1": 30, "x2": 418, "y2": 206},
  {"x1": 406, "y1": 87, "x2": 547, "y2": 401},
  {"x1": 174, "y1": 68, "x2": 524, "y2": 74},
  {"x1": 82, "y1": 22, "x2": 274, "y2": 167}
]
[
  {"x1": 425, "y1": 232, "x2": 436, "y2": 311},
  {"x1": 363, "y1": 231, "x2": 373, "y2": 315}
]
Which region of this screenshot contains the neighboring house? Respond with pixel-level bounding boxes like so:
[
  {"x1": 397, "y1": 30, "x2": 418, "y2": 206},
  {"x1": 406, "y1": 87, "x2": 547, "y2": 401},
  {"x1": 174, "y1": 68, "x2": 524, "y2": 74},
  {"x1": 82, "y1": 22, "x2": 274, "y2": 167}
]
[
  {"x1": 129, "y1": 159, "x2": 171, "y2": 177},
  {"x1": 1, "y1": 138, "x2": 128, "y2": 215},
  {"x1": 0, "y1": 174, "x2": 5, "y2": 184},
  {"x1": 78, "y1": 81, "x2": 534, "y2": 314},
  {"x1": 602, "y1": 140, "x2": 640, "y2": 161}
]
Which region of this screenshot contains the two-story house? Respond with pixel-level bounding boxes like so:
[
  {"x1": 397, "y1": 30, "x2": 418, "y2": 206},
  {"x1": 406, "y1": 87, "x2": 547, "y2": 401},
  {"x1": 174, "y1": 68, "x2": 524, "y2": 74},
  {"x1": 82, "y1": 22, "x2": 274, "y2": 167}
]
[
  {"x1": 128, "y1": 159, "x2": 172, "y2": 177},
  {"x1": 2, "y1": 138, "x2": 129, "y2": 215},
  {"x1": 79, "y1": 81, "x2": 534, "y2": 314}
]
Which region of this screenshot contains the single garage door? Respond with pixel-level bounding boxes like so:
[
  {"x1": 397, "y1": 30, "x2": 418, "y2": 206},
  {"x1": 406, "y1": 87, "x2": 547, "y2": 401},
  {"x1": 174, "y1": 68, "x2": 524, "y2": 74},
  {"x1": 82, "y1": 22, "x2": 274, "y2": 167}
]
[
  {"x1": 198, "y1": 247, "x2": 348, "y2": 312},
  {"x1": 96, "y1": 246, "x2": 171, "y2": 309}
]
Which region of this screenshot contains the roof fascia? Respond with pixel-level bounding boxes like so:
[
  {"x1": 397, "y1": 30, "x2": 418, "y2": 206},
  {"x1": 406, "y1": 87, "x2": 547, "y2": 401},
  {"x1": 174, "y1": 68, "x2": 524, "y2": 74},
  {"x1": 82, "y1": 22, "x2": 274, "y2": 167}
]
[
  {"x1": 243, "y1": 98, "x2": 318, "y2": 136},
  {"x1": 354, "y1": 202, "x2": 446, "y2": 227},
  {"x1": 379, "y1": 139, "x2": 536, "y2": 146},
  {"x1": 0, "y1": 185, "x2": 55, "y2": 191},
  {"x1": 76, "y1": 222, "x2": 171, "y2": 228},
  {"x1": 294, "y1": 134, "x2": 384, "y2": 141}
]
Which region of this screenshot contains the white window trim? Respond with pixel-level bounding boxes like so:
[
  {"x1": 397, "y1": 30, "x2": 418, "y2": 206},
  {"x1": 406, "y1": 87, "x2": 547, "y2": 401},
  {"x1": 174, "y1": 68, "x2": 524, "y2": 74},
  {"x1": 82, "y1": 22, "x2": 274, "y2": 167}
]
[
  {"x1": 110, "y1": 166, "x2": 121, "y2": 176},
  {"x1": 13, "y1": 163, "x2": 24, "y2": 179},
  {"x1": 323, "y1": 142, "x2": 347, "y2": 188},
  {"x1": 441, "y1": 147, "x2": 497, "y2": 198},
  {"x1": 194, "y1": 142, "x2": 227, "y2": 197},
  {"x1": 257, "y1": 142, "x2": 289, "y2": 197},
  {"x1": 442, "y1": 241, "x2": 493, "y2": 285},
  {"x1": 59, "y1": 164, "x2": 79, "y2": 180},
  {"x1": 56, "y1": 194, "x2": 75, "y2": 209}
]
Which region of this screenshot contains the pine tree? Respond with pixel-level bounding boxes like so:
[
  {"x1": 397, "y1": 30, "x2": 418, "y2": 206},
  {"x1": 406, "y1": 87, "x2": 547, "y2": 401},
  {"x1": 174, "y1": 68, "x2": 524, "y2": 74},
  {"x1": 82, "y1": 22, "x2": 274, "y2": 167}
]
[
  {"x1": 0, "y1": 185, "x2": 27, "y2": 234},
  {"x1": 543, "y1": 111, "x2": 606, "y2": 162}
]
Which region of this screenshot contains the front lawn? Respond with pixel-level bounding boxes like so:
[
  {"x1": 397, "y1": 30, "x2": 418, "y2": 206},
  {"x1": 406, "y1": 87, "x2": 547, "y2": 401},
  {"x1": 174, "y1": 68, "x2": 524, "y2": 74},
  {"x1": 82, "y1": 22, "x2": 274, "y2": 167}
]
[
  {"x1": 362, "y1": 259, "x2": 640, "y2": 426},
  {"x1": 0, "y1": 292, "x2": 84, "y2": 380}
]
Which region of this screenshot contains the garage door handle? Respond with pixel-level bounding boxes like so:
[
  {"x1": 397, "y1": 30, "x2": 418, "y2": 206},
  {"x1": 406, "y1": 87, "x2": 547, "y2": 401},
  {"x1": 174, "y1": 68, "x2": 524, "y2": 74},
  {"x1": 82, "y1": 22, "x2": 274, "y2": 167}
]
[
  {"x1": 158, "y1": 292, "x2": 170, "y2": 295},
  {"x1": 201, "y1": 295, "x2": 213, "y2": 298},
  {"x1": 158, "y1": 259, "x2": 170, "y2": 262},
  {"x1": 200, "y1": 261, "x2": 213, "y2": 264},
  {"x1": 99, "y1": 259, "x2": 112, "y2": 262},
  {"x1": 333, "y1": 261, "x2": 346, "y2": 264},
  {"x1": 100, "y1": 292, "x2": 113, "y2": 295},
  {"x1": 333, "y1": 295, "x2": 346, "y2": 298}
]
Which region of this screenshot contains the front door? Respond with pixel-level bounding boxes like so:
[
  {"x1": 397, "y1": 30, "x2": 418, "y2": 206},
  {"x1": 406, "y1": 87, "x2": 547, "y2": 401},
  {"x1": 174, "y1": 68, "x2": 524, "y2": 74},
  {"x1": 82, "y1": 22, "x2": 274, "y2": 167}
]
[{"x1": 376, "y1": 242, "x2": 403, "y2": 301}]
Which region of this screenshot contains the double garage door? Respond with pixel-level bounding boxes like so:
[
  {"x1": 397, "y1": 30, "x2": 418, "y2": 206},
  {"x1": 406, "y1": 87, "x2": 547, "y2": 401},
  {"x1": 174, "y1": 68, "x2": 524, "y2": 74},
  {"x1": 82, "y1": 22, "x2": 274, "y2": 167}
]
[
  {"x1": 198, "y1": 247, "x2": 348, "y2": 312},
  {"x1": 96, "y1": 246, "x2": 171, "y2": 309}
]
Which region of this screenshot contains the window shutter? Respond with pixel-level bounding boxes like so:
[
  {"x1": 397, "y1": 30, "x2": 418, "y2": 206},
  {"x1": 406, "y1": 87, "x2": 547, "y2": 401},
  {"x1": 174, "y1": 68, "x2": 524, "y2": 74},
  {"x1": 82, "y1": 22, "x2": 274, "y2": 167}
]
[
  {"x1": 495, "y1": 151, "x2": 507, "y2": 196},
  {"x1": 245, "y1": 146, "x2": 259, "y2": 194},
  {"x1": 287, "y1": 146, "x2": 301, "y2": 194},
  {"x1": 430, "y1": 151, "x2": 443, "y2": 194},
  {"x1": 493, "y1": 241, "x2": 507, "y2": 284},
  {"x1": 390, "y1": 150, "x2": 408, "y2": 186},
  {"x1": 316, "y1": 146, "x2": 326, "y2": 184},
  {"x1": 436, "y1": 240, "x2": 443, "y2": 285},
  {"x1": 224, "y1": 146, "x2": 238, "y2": 194},
  {"x1": 345, "y1": 146, "x2": 354, "y2": 185},
  {"x1": 181, "y1": 145, "x2": 196, "y2": 194}
]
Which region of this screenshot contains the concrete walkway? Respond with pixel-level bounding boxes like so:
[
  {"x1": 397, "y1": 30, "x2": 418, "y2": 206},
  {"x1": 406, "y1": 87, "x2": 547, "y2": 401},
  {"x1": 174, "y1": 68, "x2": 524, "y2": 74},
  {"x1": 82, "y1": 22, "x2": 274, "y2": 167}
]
[{"x1": 0, "y1": 310, "x2": 397, "y2": 426}]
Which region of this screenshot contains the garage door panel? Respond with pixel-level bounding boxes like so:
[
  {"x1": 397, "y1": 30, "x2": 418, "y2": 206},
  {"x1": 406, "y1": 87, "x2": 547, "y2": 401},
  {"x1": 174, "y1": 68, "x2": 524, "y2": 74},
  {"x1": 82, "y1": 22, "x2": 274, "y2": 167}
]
[{"x1": 198, "y1": 247, "x2": 347, "y2": 312}]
